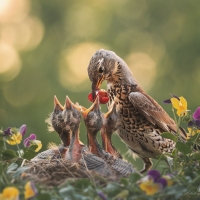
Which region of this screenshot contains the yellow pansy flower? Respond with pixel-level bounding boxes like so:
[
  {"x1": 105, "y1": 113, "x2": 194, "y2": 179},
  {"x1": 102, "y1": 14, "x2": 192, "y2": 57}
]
[
  {"x1": 0, "y1": 187, "x2": 19, "y2": 200},
  {"x1": 162, "y1": 175, "x2": 173, "y2": 186},
  {"x1": 24, "y1": 181, "x2": 37, "y2": 199},
  {"x1": 139, "y1": 179, "x2": 162, "y2": 195},
  {"x1": 6, "y1": 132, "x2": 22, "y2": 145},
  {"x1": 171, "y1": 96, "x2": 187, "y2": 116},
  {"x1": 186, "y1": 128, "x2": 200, "y2": 140},
  {"x1": 33, "y1": 140, "x2": 42, "y2": 152}
]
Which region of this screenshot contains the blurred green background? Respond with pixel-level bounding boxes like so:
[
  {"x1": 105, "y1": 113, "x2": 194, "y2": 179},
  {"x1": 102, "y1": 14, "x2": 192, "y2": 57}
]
[{"x1": 0, "y1": 0, "x2": 200, "y2": 170}]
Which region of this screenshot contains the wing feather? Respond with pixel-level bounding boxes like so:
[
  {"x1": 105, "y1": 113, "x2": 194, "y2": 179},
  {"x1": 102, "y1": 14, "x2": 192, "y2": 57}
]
[{"x1": 128, "y1": 91, "x2": 186, "y2": 139}]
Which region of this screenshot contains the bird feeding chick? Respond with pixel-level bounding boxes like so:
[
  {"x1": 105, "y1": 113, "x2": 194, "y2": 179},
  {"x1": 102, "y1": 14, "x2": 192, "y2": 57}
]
[{"x1": 87, "y1": 49, "x2": 187, "y2": 173}]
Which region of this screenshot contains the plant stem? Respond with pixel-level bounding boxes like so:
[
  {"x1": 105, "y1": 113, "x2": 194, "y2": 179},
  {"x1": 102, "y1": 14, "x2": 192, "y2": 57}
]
[
  {"x1": 3, "y1": 138, "x2": 7, "y2": 150},
  {"x1": 2, "y1": 172, "x2": 10, "y2": 185},
  {"x1": 191, "y1": 132, "x2": 200, "y2": 152},
  {"x1": 153, "y1": 154, "x2": 163, "y2": 170}
]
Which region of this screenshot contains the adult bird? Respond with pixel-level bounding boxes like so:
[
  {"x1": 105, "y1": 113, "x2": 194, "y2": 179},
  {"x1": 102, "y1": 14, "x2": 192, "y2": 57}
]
[{"x1": 87, "y1": 49, "x2": 187, "y2": 173}]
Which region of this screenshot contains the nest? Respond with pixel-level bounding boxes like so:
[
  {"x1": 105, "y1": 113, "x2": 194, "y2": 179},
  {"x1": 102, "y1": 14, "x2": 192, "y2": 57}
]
[{"x1": 22, "y1": 159, "x2": 119, "y2": 187}]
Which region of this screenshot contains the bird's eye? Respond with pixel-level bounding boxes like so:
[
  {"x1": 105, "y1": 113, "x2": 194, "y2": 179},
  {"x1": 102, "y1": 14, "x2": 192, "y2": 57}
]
[{"x1": 98, "y1": 66, "x2": 104, "y2": 73}]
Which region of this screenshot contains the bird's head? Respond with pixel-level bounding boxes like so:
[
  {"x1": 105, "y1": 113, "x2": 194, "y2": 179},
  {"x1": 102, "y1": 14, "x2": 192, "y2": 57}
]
[
  {"x1": 81, "y1": 96, "x2": 103, "y2": 136},
  {"x1": 62, "y1": 96, "x2": 82, "y2": 131},
  {"x1": 87, "y1": 49, "x2": 136, "y2": 98},
  {"x1": 51, "y1": 96, "x2": 64, "y2": 134},
  {"x1": 103, "y1": 101, "x2": 119, "y2": 131}
]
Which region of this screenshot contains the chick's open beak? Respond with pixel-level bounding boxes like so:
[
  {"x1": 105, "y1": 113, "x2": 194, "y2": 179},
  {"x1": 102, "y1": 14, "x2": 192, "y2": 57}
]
[
  {"x1": 81, "y1": 96, "x2": 100, "y2": 119},
  {"x1": 54, "y1": 95, "x2": 64, "y2": 113}
]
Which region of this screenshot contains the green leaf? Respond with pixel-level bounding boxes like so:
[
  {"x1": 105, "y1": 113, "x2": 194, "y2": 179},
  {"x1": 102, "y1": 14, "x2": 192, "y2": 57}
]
[
  {"x1": 59, "y1": 185, "x2": 75, "y2": 197},
  {"x1": 128, "y1": 173, "x2": 141, "y2": 184},
  {"x1": 2, "y1": 149, "x2": 17, "y2": 160},
  {"x1": 37, "y1": 193, "x2": 51, "y2": 200},
  {"x1": 73, "y1": 178, "x2": 91, "y2": 189},
  {"x1": 28, "y1": 144, "x2": 38, "y2": 151},
  {"x1": 176, "y1": 141, "x2": 192, "y2": 154},
  {"x1": 0, "y1": 137, "x2": 4, "y2": 153},
  {"x1": 7, "y1": 163, "x2": 18, "y2": 173},
  {"x1": 23, "y1": 149, "x2": 36, "y2": 160},
  {"x1": 161, "y1": 132, "x2": 178, "y2": 142},
  {"x1": 191, "y1": 153, "x2": 200, "y2": 160},
  {"x1": 0, "y1": 162, "x2": 3, "y2": 174},
  {"x1": 12, "y1": 166, "x2": 30, "y2": 178}
]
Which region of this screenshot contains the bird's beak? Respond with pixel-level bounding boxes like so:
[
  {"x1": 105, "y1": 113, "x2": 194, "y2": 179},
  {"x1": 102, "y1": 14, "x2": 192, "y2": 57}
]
[
  {"x1": 81, "y1": 96, "x2": 100, "y2": 119},
  {"x1": 64, "y1": 96, "x2": 72, "y2": 110},
  {"x1": 92, "y1": 75, "x2": 104, "y2": 98},
  {"x1": 104, "y1": 101, "x2": 116, "y2": 118},
  {"x1": 54, "y1": 95, "x2": 64, "y2": 113},
  {"x1": 64, "y1": 96, "x2": 86, "y2": 113}
]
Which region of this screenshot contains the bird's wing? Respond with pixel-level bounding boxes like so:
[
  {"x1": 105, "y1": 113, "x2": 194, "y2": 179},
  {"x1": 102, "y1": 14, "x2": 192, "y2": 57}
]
[{"x1": 128, "y1": 91, "x2": 186, "y2": 139}]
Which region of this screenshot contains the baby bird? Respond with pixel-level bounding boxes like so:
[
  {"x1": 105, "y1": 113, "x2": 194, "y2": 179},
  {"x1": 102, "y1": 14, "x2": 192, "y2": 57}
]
[
  {"x1": 50, "y1": 96, "x2": 71, "y2": 147},
  {"x1": 61, "y1": 96, "x2": 113, "y2": 176},
  {"x1": 63, "y1": 96, "x2": 85, "y2": 162},
  {"x1": 32, "y1": 96, "x2": 70, "y2": 161},
  {"x1": 81, "y1": 96, "x2": 139, "y2": 176},
  {"x1": 101, "y1": 102, "x2": 122, "y2": 159}
]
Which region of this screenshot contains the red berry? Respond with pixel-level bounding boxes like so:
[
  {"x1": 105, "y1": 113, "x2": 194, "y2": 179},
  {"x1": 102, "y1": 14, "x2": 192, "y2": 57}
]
[
  {"x1": 87, "y1": 89, "x2": 109, "y2": 104},
  {"x1": 100, "y1": 96, "x2": 109, "y2": 104},
  {"x1": 88, "y1": 92, "x2": 94, "y2": 102}
]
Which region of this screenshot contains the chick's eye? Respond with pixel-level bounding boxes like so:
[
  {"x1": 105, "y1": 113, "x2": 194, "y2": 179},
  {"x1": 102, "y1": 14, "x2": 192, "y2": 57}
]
[{"x1": 98, "y1": 66, "x2": 104, "y2": 73}]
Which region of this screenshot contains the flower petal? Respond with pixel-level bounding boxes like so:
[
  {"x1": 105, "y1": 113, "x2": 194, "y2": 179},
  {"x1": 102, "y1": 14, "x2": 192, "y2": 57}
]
[
  {"x1": 24, "y1": 181, "x2": 37, "y2": 199},
  {"x1": 33, "y1": 140, "x2": 42, "y2": 152},
  {"x1": 188, "y1": 120, "x2": 194, "y2": 127},
  {"x1": 193, "y1": 107, "x2": 200, "y2": 120},
  {"x1": 156, "y1": 178, "x2": 167, "y2": 188},
  {"x1": 195, "y1": 120, "x2": 200, "y2": 128},
  {"x1": 139, "y1": 181, "x2": 161, "y2": 195},
  {"x1": 1, "y1": 187, "x2": 19, "y2": 200},
  {"x1": 20, "y1": 124, "x2": 26, "y2": 137},
  {"x1": 23, "y1": 138, "x2": 31, "y2": 147},
  {"x1": 147, "y1": 170, "x2": 161, "y2": 181},
  {"x1": 162, "y1": 175, "x2": 173, "y2": 186},
  {"x1": 171, "y1": 94, "x2": 180, "y2": 100},
  {"x1": 3, "y1": 127, "x2": 12, "y2": 136},
  {"x1": 179, "y1": 97, "x2": 187, "y2": 109},
  {"x1": 6, "y1": 132, "x2": 22, "y2": 145},
  {"x1": 163, "y1": 99, "x2": 172, "y2": 104},
  {"x1": 171, "y1": 98, "x2": 180, "y2": 109},
  {"x1": 29, "y1": 134, "x2": 36, "y2": 140},
  {"x1": 97, "y1": 191, "x2": 108, "y2": 200}
]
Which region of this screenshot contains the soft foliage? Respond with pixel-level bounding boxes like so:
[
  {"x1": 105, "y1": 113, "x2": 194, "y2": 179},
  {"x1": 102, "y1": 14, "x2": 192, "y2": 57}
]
[{"x1": 0, "y1": 96, "x2": 200, "y2": 199}]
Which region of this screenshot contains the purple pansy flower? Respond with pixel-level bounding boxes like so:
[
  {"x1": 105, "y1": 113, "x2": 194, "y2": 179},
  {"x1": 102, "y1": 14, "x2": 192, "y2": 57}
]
[
  {"x1": 24, "y1": 134, "x2": 37, "y2": 147},
  {"x1": 193, "y1": 107, "x2": 200, "y2": 120},
  {"x1": 188, "y1": 107, "x2": 200, "y2": 128},
  {"x1": 19, "y1": 124, "x2": 26, "y2": 137},
  {"x1": 147, "y1": 170, "x2": 161, "y2": 181},
  {"x1": 97, "y1": 191, "x2": 108, "y2": 200},
  {"x1": 147, "y1": 170, "x2": 168, "y2": 188},
  {"x1": 157, "y1": 178, "x2": 167, "y2": 188},
  {"x1": 193, "y1": 107, "x2": 200, "y2": 128},
  {"x1": 3, "y1": 127, "x2": 12, "y2": 136}
]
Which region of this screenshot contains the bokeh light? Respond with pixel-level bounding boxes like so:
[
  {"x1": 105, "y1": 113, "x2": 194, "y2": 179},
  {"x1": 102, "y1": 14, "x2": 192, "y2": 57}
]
[
  {"x1": 0, "y1": 42, "x2": 21, "y2": 82},
  {"x1": 0, "y1": 0, "x2": 30, "y2": 23},
  {"x1": 126, "y1": 52, "x2": 157, "y2": 91},
  {"x1": 58, "y1": 42, "x2": 108, "y2": 92}
]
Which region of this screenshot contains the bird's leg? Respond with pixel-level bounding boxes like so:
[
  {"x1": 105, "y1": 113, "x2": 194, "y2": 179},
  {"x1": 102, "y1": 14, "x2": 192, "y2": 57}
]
[{"x1": 140, "y1": 158, "x2": 152, "y2": 173}]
